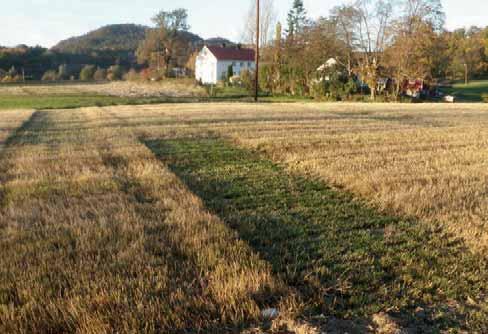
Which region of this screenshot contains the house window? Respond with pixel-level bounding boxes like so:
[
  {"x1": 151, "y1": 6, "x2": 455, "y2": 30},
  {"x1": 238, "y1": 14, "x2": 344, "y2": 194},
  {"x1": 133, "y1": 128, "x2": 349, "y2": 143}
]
[
  {"x1": 240, "y1": 62, "x2": 244, "y2": 67},
  {"x1": 232, "y1": 62, "x2": 236, "y2": 66},
  {"x1": 248, "y1": 62, "x2": 252, "y2": 67}
]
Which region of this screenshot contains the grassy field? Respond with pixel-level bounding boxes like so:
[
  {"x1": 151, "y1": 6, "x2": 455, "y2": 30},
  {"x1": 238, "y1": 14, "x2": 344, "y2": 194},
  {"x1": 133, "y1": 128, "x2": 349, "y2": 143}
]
[
  {"x1": 0, "y1": 81, "x2": 209, "y2": 110},
  {"x1": 441, "y1": 80, "x2": 488, "y2": 102},
  {"x1": 0, "y1": 94, "x2": 156, "y2": 110},
  {"x1": 2, "y1": 102, "x2": 488, "y2": 332},
  {"x1": 0, "y1": 82, "x2": 311, "y2": 110}
]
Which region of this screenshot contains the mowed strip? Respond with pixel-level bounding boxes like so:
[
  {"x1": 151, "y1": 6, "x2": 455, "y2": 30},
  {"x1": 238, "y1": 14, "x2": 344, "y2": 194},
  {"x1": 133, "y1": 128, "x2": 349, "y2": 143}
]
[
  {"x1": 146, "y1": 136, "x2": 488, "y2": 331},
  {"x1": 0, "y1": 108, "x2": 297, "y2": 333}
]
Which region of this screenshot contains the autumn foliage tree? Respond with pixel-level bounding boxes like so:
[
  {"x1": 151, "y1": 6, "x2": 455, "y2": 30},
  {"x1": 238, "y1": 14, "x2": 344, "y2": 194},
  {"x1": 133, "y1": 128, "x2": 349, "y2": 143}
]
[
  {"x1": 384, "y1": 0, "x2": 446, "y2": 98},
  {"x1": 137, "y1": 9, "x2": 191, "y2": 77},
  {"x1": 444, "y1": 27, "x2": 487, "y2": 82}
]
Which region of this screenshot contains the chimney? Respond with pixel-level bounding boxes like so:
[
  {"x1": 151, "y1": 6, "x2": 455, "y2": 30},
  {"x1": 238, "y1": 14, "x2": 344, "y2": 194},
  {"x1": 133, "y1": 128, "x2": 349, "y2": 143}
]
[
  {"x1": 221, "y1": 43, "x2": 227, "y2": 48},
  {"x1": 237, "y1": 43, "x2": 242, "y2": 50}
]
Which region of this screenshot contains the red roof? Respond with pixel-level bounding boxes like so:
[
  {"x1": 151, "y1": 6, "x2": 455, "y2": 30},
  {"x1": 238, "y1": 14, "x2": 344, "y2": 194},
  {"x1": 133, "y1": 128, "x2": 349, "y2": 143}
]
[{"x1": 207, "y1": 46, "x2": 255, "y2": 61}]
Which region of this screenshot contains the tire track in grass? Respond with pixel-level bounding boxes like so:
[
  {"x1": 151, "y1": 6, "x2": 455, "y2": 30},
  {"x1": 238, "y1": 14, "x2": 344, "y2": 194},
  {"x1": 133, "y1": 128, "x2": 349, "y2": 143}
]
[{"x1": 145, "y1": 136, "x2": 488, "y2": 332}]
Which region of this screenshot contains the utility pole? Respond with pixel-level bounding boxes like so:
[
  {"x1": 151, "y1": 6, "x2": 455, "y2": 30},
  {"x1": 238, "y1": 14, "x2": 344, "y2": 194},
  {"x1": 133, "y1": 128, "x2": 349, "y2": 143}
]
[
  {"x1": 254, "y1": 0, "x2": 260, "y2": 102},
  {"x1": 464, "y1": 63, "x2": 468, "y2": 86}
]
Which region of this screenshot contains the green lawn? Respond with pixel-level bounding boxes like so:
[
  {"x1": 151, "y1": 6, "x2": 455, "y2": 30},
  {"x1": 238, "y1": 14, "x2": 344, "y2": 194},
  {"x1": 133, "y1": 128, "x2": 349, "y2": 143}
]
[
  {"x1": 0, "y1": 94, "x2": 192, "y2": 110},
  {"x1": 441, "y1": 80, "x2": 488, "y2": 102},
  {"x1": 0, "y1": 93, "x2": 311, "y2": 111}
]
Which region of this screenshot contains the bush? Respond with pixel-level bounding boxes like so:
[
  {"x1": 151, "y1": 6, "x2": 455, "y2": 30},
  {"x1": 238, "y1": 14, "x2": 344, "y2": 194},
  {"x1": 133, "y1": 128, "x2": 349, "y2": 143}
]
[
  {"x1": 483, "y1": 94, "x2": 488, "y2": 103},
  {"x1": 107, "y1": 65, "x2": 125, "y2": 81},
  {"x1": 256, "y1": 65, "x2": 275, "y2": 94},
  {"x1": 7, "y1": 66, "x2": 18, "y2": 77},
  {"x1": 1, "y1": 68, "x2": 23, "y2": 82},
  {"x1": 139, "y1": 68, "x2": 152, "y2": 81},
  {"x1": 42, "y1": 70, "x2": 58, "y2": 81},
  {"x1": 229, "y1": 75, "x2": 242, "y2": 86},
  {"x1": 125, "y1": 69, "x2": 139, "y2": 81},
  {"x1": 344, "y1": 78, "x2": 359, "y2": 96},
  {"x1": 57, "y1": 64, "x2": 70, "y2": 80},
  {"x1": 240, "y1": 69, "x2": 256, "y2": 94},
  {"x1": 203, "y1": 84, "x2": 223, "y2": 97},
  {"x1": 79, "y1": 65, "x2": 97, "y2": 81},
  {"x1": 226, "y1": 65, "x2": 234, "y2": 84},
  {"x1": 94, "y1": 68, "x2": 107, "y2": 81},
  {"x1": 2, "y1": 75, "x2": 23, "y2": 83},
  {"x1": 312, "y1": 69, "x2": 359, "y2": 101}
]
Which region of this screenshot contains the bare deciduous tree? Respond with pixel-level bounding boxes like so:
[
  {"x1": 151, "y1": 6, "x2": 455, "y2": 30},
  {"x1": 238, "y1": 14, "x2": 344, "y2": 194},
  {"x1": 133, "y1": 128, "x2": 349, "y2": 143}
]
[
  {"x1": 242, "y1": 0, "x2": 277, "y2": 46},
  {"x1": 331, "y1": 5, "x2": 360, "y2": 76},
  {"x1": 351, "y1": 0, "x2": 395, "y2": 100},
  {"x1": 403, "y1": 0, "x2": 444, "y2": 32}
]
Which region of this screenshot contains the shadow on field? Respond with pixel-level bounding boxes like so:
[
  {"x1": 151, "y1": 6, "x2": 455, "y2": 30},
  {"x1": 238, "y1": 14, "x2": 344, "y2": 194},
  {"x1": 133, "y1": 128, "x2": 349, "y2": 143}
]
[
  {"x1": 145, "y1": 136, "x2": 488, "y2": 332},
  {"x1": 0, "y1": 110, "x2": 47, "y2": 207},
  {"x1": 0, "y1": 111, "x2": 46, "y2": 148}
]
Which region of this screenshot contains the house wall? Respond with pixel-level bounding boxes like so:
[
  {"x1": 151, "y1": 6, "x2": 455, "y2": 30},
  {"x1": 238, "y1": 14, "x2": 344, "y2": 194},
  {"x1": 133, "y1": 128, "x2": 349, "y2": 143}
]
[
  {"x1": 216, "y1": 60, "x2": 256, "y2": 82},
  {"x1": 195, "y1": 46, "x2": 256, "y2": 84},
  {"x1": 195, "y1": 47, "x2": 217, "y2": 84}
]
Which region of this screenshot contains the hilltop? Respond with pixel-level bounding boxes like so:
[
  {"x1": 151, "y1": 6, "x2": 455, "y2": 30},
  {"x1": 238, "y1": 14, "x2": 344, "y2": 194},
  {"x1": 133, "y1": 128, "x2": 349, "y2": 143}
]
[
  {"x1": 52, "y1": 24, "x2": 148, "y2": 53},
  {"x1": 51, "y1": 24, "x2": 234, "y2": 54}
]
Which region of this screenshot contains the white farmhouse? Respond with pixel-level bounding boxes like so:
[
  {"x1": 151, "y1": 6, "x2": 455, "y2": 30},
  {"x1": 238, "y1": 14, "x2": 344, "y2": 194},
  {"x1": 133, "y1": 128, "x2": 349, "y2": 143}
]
[{"x1": 195, "y1": 45, "x2": 255, "y2": 84}]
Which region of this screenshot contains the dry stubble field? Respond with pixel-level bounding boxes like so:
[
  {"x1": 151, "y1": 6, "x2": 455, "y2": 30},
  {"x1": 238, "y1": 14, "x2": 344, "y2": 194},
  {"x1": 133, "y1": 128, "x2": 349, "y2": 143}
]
[
  {"x1": 0, "y1": 80, "x2": 206, "y2": 98},
  {"x1": 2, "y1": 102, "x2": 488, "y2": 333}
]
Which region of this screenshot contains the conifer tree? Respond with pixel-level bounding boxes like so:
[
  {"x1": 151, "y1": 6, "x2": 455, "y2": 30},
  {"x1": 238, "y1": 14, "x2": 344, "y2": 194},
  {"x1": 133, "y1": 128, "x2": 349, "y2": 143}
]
[{"x1": 286, "y1": 0, "x2": 307, "y2": 38}]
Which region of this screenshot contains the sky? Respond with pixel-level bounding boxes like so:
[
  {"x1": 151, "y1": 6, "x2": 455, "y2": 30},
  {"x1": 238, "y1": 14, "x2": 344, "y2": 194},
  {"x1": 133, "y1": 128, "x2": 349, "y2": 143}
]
[{"x1": 2, "y1": 0, "x2": 488, "y2": 48}]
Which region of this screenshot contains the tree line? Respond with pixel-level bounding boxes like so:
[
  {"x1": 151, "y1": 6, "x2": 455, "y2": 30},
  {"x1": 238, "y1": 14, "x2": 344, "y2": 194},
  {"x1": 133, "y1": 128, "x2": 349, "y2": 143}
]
[
  {"x1": 249, "y1": 0, "x2": 488, "y2": 100},
  {"x1": 1, "y1": 0, "x2": 488, "y2": 102},
  {"x1": 0, "y1": 44, "x2": 139, "y2": 82}
]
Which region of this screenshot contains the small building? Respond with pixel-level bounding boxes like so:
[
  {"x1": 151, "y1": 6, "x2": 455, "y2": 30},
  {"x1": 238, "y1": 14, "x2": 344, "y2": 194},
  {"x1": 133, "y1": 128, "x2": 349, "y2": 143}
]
[
  {"x1": 316, "y1": 58, "x2": 338, "y2": 72},
  {"x1": 402, "y1": 79, "x2": 425, "y2": 98},
  {"x1": 316, "y1": 58, "x2": 341, "y2": 82},
  {"x1": 195, "y1": 45, "x2": 255, "y2": 84}
]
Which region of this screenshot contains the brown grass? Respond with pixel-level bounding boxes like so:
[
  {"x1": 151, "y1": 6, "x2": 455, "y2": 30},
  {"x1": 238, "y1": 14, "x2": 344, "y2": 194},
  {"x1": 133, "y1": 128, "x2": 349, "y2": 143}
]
[
  {"x1": 106, "y1": 102, "x2": 488, "y2": 254},
  {"x1": 3, "y1": 102, "x2": 488, "y2": 332},
  {"x1": 0, "y1": 109, "x2": 34, "y2": 150},
  {"x1": 0, "y1": 107, "x2": 302, "y2": 333},
  {"x1": 0, "y1": 80, "x2": 206, "y2": 98}
]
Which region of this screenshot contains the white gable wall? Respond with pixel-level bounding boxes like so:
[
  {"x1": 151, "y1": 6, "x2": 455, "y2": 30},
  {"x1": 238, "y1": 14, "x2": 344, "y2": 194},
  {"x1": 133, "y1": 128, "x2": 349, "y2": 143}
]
[
  {"x1": 195, "y1": 47, "x2": 218, "y2": 84},
  {"x1": 195, "y1": 46, "x2": 256, "y2": 85}
]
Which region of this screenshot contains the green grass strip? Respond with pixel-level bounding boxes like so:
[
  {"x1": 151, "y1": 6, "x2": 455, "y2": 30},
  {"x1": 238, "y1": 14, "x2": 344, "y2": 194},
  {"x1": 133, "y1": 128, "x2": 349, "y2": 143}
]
[{"x1": 146, "y1": 137, "x2": 488, "y2": 331}]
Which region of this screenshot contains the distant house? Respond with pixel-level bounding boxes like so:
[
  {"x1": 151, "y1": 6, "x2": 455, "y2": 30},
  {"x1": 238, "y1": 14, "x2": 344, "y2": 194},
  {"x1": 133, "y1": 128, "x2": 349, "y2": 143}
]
[
  {"x1": 316, "y1": 58, "x2": 341, "y2": 81},
  {"x1": 316, "y1": 58, "x2": 339, "y2": 72},
  {"x1": 195, "y1": 45, "x2": 255, "y2": 84},
  {"x1": 402, "y1": 79, "x2": 425, "y2": 98}
]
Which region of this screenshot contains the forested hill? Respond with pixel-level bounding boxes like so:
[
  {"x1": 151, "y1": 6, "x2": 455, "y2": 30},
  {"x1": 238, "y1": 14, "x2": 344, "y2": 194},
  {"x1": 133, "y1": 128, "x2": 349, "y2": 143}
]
[
  {"x1": 51, "y1": 24, "x2": 232, "y2": 54},
  {"x1": 52, "y1": 24, "x2": 149, "y2": 53},
  {"x1": 0, "y1": 24, "x2": 236, "y2": 80}
]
